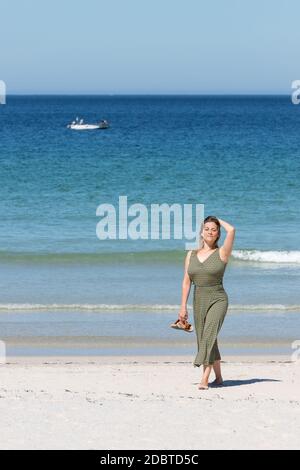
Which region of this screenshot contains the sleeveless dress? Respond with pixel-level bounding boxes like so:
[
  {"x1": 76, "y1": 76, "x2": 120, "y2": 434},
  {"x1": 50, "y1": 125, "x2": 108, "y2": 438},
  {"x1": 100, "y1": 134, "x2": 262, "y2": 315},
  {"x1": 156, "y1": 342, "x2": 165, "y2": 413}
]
[{"x1": 187, "y1": 248, "x2": 228, "y2": 367}]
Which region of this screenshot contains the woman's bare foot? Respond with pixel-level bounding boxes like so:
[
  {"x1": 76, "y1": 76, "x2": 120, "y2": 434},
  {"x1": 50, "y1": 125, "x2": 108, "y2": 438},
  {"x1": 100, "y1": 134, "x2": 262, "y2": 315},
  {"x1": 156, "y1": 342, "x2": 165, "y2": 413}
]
[
  {"x1": 210, "y1": 377, "x2": 223, "y2": 386},
  {"x1": 198, "y1": 382, "x2": 209, "y2": 390}
]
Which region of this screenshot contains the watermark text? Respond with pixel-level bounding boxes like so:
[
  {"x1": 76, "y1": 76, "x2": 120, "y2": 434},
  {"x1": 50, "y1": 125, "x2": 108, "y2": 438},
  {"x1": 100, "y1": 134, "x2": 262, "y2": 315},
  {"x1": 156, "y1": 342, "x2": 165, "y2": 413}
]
[
  {"x1": 291, "y1": 80, "x2": 300, "y2": 104},
  {"x1": 0, "y1": 80, "x2": 6, "y2": 105},
  {"x1": 96, "y1": 196, "x2": 204, "y2": 249}
]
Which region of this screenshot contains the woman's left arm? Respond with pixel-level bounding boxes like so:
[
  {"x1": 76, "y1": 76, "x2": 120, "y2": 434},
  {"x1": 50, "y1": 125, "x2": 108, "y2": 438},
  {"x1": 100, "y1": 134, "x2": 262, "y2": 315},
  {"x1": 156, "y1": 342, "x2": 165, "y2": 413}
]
[{"x1": 218, "y1": 218, "x2": 235, "y2": 263}]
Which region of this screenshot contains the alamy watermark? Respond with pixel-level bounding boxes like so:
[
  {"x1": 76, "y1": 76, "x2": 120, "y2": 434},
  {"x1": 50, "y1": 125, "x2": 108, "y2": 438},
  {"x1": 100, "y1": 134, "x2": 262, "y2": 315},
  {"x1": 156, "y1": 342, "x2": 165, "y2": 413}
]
[
  {"x1": 291, "y1": 340, "x2": 300, "y2": 363},
  {"x1": 0, "y1": 80, "x2": 6, "y2": 105},
  {"x1": 96, "y1": 196, "x2": 204, "y2": 250},
  {"x1": 0, "y1": 341, "x2": 6, "y2": 364},
  {"x1": 291, "y1": 80, "x2": 300, "y2": 104}
]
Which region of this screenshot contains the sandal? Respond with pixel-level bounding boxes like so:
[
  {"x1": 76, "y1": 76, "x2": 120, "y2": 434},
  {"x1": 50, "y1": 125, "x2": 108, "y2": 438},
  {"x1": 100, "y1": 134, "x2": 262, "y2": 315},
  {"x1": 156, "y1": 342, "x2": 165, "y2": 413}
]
[{"x1": 170, "y1": 319, "x2": 193, "y2": 332}]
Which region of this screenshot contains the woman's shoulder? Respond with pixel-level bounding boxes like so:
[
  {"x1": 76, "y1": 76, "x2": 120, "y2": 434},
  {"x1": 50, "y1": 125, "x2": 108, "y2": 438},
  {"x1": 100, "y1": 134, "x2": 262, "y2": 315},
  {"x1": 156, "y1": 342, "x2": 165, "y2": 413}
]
[
  {"x1": 186, "y1": 249, "x2": 196, "y2": 256},
  {"x1": 185, "y1": 250, "x2": 196, "y2": 261}
]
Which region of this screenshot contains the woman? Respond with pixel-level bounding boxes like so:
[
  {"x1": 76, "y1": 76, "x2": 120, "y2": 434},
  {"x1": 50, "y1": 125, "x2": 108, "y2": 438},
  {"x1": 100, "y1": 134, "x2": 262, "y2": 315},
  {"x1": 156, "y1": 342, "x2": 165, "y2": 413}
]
[{"x1": 178, "y1": 216, "x2": 235, "y2": 390}]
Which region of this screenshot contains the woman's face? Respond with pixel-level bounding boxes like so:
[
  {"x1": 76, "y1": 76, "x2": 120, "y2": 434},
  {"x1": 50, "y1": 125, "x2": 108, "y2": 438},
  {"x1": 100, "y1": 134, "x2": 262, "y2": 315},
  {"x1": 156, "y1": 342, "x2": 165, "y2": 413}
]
[{"x1": 201, "y1": 222, "x2": 219, "y2": 244}]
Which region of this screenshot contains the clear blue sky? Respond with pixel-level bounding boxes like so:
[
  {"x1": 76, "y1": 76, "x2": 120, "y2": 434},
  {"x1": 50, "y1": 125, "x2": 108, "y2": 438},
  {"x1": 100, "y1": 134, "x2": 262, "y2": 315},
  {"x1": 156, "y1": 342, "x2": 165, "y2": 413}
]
[{"x1": 1, "y1": 0, "x2": 299, "y2": 94}]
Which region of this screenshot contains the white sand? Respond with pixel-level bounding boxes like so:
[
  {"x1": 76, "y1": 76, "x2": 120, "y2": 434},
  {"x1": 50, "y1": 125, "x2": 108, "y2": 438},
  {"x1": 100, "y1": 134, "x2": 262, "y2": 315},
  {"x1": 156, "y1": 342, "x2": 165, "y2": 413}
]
[{"x1": 0, "y1": 355, "x2": 299, "y2": 450}]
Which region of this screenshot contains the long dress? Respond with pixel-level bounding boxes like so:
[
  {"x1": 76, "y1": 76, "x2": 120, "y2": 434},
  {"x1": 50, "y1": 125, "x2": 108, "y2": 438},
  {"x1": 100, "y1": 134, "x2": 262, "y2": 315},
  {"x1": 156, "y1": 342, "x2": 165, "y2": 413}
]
[{"x1": 187, "y1": 248, "x2": 228, "y2": 367}]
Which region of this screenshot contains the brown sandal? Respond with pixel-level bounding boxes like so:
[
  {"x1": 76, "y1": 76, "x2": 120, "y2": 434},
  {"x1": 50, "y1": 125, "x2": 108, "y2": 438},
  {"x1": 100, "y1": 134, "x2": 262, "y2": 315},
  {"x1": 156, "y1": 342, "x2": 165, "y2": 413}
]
[{"x1": 170, "y1": 319, "x2": 193, "y2": 332}]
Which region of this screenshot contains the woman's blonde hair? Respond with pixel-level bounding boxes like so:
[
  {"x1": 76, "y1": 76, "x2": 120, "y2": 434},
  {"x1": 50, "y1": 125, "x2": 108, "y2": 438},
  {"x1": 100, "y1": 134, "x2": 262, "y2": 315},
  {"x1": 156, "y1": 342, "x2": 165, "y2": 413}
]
[{"x1": 199, "y1": 215, "x2": 221, "y2": 249}]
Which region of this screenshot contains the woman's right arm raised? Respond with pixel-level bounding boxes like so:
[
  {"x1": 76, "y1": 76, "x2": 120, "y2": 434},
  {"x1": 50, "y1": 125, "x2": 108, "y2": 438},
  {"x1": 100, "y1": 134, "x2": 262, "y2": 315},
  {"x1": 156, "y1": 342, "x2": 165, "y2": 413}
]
[{"x1": 178, "y1": 250, "x2": 192, "y2": 322}]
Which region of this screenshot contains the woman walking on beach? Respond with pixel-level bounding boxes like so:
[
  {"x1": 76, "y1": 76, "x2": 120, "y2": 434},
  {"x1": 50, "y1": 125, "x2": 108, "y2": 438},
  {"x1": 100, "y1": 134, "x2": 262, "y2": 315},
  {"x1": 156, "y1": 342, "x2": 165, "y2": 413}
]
[{"x1": 179, "y1": 216, "x2": 235, "y2": 390}]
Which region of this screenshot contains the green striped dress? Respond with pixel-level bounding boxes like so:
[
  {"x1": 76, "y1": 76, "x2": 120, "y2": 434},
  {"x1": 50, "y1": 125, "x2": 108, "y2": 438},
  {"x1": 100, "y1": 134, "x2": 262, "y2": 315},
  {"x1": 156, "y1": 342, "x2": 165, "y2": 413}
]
[{"x1": 187, "y1": 248, "x2": 228, "y2": 367}]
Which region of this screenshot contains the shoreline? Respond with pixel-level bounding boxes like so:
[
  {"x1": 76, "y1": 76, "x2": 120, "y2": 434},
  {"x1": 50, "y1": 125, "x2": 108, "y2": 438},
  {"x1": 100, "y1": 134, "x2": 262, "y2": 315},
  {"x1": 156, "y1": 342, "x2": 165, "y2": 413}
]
[{"x1": 1, "y1": 353, "x2": 293, "y2": 365}]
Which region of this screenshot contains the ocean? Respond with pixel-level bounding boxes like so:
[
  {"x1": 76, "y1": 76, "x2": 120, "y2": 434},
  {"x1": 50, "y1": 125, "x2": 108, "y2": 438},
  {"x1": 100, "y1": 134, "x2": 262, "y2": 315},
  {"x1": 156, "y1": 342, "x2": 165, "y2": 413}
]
[{"x1": 0, "y1": 95, "x2": 299, "y2": 357}]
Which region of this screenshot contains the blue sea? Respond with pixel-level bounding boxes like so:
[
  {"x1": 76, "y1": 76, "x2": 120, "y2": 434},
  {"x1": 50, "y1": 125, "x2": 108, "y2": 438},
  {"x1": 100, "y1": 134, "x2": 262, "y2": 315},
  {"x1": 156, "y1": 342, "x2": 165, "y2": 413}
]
[{"x1": 0, "y1": 95, "x2": 299, "y2": 357}]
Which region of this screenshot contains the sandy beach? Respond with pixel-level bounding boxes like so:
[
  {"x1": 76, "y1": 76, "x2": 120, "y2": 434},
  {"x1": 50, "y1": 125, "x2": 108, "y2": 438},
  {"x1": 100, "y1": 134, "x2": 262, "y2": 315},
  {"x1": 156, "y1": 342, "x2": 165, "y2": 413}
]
[{"x1": 0, "y1": 355, "x2": 299, "y2": 450}]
